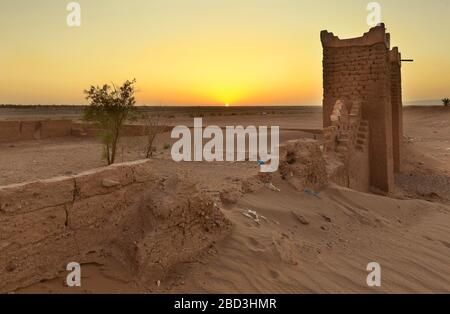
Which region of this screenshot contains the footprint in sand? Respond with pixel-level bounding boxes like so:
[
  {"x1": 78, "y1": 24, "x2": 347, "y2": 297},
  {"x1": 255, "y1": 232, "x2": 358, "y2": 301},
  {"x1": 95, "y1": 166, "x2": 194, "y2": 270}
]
[
  {"x1": 242, "y1": 221, "x2": 255, "y2": 228},
  {"x1": 423, "y1": 235, "x2": 434, "y2": 242},
  {"x1": 269, "y1": 269, "x2": 280, "y2": 279},
  {"x1": 247, "y1": 237, "x2": 266, "y2": 252},
  {"x1": 271, "y1": 233, "x2": 298, "y2": 266}
]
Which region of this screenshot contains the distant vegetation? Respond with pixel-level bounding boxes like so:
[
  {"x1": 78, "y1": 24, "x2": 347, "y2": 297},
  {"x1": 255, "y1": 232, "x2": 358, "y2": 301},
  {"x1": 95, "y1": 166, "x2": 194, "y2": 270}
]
[
  {"x1": 84, "y1": 79, "x2": 137, "y2": 165},
  {"x1": 442, "y1": 98, "x2": 450, "y2": 107},
  {"x1": 142, "y1": 106, "x2": 168, "y2": 158}
]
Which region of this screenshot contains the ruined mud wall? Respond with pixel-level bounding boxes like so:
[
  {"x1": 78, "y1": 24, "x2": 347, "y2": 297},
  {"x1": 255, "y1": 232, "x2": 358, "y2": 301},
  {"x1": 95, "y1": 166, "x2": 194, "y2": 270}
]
[
  {"x1": 70, "y1": 123, "x2": 156, "y2": 137},
  {"x1": 0, "y1": 120, "x2": 72, "y2": 142},
  {"x1": 321, "y1": 24, "x2": 402, "y2": 192},
  {"x1": 0, "y1": 120, "x2": 172, "y2": 143},
  {"x1": 0, "y1": 160, "x2": 231, "y2": 292},
  {"x1": 390, "y1": 48, "x2": 403, "y2": 173},
  {"x1": 71, "y1": 123, "x2": 172, "y2": 137},
  {"x1": 322, "y1": 100, "x2": 370, "y2": 192},
  {"x1": 277, "y1": 139, "x2": 329, "y2": 191}
]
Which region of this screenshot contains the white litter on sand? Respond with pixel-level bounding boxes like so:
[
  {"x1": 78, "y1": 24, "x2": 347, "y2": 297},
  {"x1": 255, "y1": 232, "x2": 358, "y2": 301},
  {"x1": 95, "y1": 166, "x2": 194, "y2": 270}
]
[
  {"x1": 241, "y1": 209, "x2": 268, "y2": 225},
  {"x1": 266, "y1": 182, "x2": 281, "y2": 192}
]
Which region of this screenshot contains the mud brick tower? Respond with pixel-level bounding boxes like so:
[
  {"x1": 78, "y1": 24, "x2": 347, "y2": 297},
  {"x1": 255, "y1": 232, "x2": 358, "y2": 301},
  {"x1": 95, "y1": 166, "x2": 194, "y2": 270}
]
[{"x1": 321, "y1": 24, "x2": 403, "y2": 193}]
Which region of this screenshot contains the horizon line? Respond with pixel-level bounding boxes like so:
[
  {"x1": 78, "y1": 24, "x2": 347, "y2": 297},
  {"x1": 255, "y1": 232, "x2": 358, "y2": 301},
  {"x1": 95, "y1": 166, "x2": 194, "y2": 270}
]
[{"x1": 0, "y1": 99, "x2": 444, "y2": 107}]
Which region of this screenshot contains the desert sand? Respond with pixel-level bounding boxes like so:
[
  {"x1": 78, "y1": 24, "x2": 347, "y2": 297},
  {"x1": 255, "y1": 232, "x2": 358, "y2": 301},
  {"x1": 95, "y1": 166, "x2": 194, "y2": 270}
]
[{"x1": 1, "y1": 105, "x2": 449, "y2": 293}]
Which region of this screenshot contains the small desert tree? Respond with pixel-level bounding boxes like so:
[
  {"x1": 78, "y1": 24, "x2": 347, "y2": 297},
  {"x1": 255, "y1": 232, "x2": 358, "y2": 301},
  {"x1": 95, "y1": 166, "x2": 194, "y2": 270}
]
[
  {"x1": 84, "y1": 79, "x2": 136, "y2": 165},
  {"x1": 143, "y1": 106, "x2": 168, "y2": 158},
  {"x1": 442, "y1": 98, "x2": 450, "y2": 107}
]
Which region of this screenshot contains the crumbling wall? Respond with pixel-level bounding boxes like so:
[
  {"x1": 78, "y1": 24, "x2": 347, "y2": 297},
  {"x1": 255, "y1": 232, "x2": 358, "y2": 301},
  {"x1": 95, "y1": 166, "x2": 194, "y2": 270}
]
[
  {"x1": 1, "y1": 120, "x2": 73, "y2": 142},
  {"x1": 276, "y1": 139, "x2": 329, "y2": 191},
  {"x1": 0, "y1": 120, "x2": 72, "y2": 143},
  {"x1": 322, "y1": 100, "x2": 370, "y2": 192},
  {"x1": 70, "y1": 123, "x2": 155, "y2": 137},
  {"x1": 71, "y1": 123, "x2": 172, "y2": 138},
  {"x1": 0, "y1": 160, "x2": 231, "y2": 292},
  {"x1": 390, "y1": 48, "x2": 403, "y2": 173},
  {"x1": 0, "y1": 120, "x2": 172, "y2": 143},
  {"x1": 321, "y1": 24, "x2": 403, "y2": 192}
]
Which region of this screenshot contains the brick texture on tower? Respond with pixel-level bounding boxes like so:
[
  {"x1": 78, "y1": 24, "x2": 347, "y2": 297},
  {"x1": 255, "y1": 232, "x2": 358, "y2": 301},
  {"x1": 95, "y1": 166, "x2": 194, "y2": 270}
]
[{"x1": 321, "y1": 24, "x2": 403, "y2": 193}]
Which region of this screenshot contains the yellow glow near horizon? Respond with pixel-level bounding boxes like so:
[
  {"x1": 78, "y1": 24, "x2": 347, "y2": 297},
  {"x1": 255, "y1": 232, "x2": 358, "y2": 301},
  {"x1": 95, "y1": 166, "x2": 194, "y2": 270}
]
[{"x1": 0, "y1": 0, "x2": 449, "y2": 105}]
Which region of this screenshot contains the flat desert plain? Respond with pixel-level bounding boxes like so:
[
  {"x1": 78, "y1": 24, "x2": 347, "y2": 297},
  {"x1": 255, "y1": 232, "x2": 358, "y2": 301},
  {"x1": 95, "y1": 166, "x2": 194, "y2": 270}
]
[{"x1": 1, "y1": 105, "x2": 449, "y2": 293}]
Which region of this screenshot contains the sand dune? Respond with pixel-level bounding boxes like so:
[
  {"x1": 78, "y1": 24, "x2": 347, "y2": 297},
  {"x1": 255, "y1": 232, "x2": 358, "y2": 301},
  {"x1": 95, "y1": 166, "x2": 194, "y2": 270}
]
[{"x1": 170, "y1": 182, "x2": 450, "y2": 293}]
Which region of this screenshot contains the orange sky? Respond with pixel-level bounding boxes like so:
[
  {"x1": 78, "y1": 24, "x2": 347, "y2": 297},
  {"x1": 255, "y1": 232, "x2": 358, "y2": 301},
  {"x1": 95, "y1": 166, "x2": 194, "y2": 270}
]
[{"x1": 0, "y1": 0, "x2": 449, "y2": 106}]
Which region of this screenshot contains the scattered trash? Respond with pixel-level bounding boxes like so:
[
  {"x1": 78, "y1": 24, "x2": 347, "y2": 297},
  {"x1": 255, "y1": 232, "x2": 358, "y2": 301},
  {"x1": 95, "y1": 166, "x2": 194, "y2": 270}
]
[
  {"x1": 242, "y1": 211, "x2": 254, "y2": 220},
  {"x1": 304, "y1": 188, "x2": 321, "y2": 199},
  {"x1": 266, "y1": 182, "x2": 281, "y2": 192},
  {"x1": 241, "y1": 209, "x2": 268, "y2": 225},
  {"x1": 156, "y1": 280, "x2": 161, "y2": 287}
]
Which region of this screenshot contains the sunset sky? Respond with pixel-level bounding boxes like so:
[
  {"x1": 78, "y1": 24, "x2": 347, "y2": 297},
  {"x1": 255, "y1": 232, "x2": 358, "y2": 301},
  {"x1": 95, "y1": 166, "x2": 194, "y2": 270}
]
[{"x1": 0, "y1": 0, "x2": 449, "y2": 106}]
